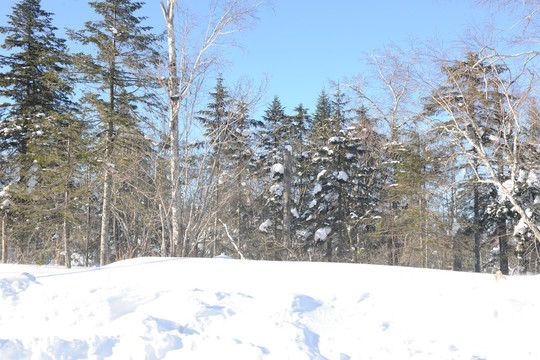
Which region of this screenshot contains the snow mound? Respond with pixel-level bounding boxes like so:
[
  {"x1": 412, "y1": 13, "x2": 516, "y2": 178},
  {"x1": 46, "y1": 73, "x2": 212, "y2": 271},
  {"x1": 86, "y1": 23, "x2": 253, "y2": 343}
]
[{"x1": 0, "y1": 258, "x2": 539, "y2": 359}]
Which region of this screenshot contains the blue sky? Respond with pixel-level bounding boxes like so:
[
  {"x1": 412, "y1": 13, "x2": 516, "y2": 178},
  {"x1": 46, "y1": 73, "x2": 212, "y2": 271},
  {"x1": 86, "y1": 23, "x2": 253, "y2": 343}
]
[{"x1": 0, "y1": 0, "x2": 510, "y2": 117}]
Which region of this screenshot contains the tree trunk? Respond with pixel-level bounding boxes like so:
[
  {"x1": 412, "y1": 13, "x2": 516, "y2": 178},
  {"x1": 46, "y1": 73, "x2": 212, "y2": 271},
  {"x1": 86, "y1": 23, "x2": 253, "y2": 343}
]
[
  {"x1": 63, "y1": 189, "x2": 71, "y2": 269},
  {"x1": 2, "y1": 213, "x2": 6, "y2": 263},
  {"x1": 100, "y1": 19, "x2": 117, "y2": 265},
  {"x1": 63, "y1": 137, "x2": 72, "y2": 269},
  {"x1": 159, "y1": 203, "x2": 168, "y2": 257},
  {"x1": 496, "y1": 151, "x2": 509, "y2": 275},
  {"x1": 162, "y1": 0, "x2": 181, "y2": 257},
  {"x1": 100, "y1": 122, "x2": 113, "y2": 266},
  {"x1": 85, "y1": 198, "x2": 91, "y2": 267},
  {"x1": 453, "y1": 237, "x2": 462, "y2": 271},
  {"x1": 282, "y1": 147, "x2": 292, "y2": 259},
  {"x1": 56, "y1": 223, "x2": 64, "y2": 266},
  {"x1": 474, "y1": 183, "x2": 481, "y2": 273}
]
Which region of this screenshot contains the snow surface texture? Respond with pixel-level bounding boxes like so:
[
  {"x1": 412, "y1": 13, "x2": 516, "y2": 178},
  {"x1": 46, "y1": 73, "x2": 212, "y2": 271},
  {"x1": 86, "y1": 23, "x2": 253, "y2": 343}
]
[{"x1": 1, "y1": 258, "x2": 539, "y2": 359}]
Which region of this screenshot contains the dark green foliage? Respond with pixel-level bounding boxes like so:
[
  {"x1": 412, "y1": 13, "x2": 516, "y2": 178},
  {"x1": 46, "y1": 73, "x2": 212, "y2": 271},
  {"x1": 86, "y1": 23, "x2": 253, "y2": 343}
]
[
  {"x1": 311, "y1": 89, "x2": 332, "y2": 135},
  {"x1": 197, "y1": 77, "x2": 233, "y2": 143},
  {"x1": 299, "y1": 88, "x2": 383, "y2": 262},
  {"x1": 0, "y1": 0, "x2": 73, "y2": 155},
  {"x1": 68, "y1": 0, "x2": 161, "y2": 265},
  {"x1": 0, "y1": 0, "x2": 87, "y2": 263}
]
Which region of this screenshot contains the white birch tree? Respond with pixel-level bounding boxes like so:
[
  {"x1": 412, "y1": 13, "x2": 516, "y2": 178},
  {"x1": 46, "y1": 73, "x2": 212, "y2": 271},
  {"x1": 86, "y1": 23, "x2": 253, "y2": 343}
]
[{"x1": 160, "y1": 0, "x2": 261, "y2": 257}]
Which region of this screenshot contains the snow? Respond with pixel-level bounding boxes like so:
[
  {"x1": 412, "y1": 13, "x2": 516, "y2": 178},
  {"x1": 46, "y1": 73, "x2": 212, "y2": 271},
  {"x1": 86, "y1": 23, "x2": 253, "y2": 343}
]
[
  {"x1": 236, "y1": 128, "x2": 251, "y2": 137},
  {"x1": 258, "y1": 219, "x2": 272, "y2": 232},
  {"x1": 0, "y1": 184, "x2": 10, "y2": 198},
  {"x1": 526, "y1": 170, "x2": 540, "y2": 187},
  {"x1": 316, "y1": 170, "x2": 326, "y2": 180},
  {"x1": 0, "y1": 259, "x2": 538, "y2": 359},
  {"x1": 271, "y1": 163, "x2": 284, "y2": 175},
  {"x1": 514, "y1": 218, "x2": 528, "y2": 236},
  {"x1": 144, "y1": 134, "x2": 160, "y2": 146},
  {"x1": 451, "y1": 221, "x2": 461, "y2": 235},
  {"x1": 337, "y1": 171, "x2": 348, "y2": 181},
  {"x1": 312, "y1": 183, "x2": 322, "y2": 195},
  {"x1": 314, "y1": 227, "x2": 332, "y2": 241},
  {"x1": 488, "y1": 135, "x2": 504, "y2": 144},
  {"x1": 328, "y1": 136, "x2": 340, "y2": 143},
  {"x1": 1, "y1": 258, "x2": 538, "y2": 359},
  {"x1": 1, "y1": 199, "x2": 10, "y2": 208},
  {"x1": 269, "y1": 184, "x2": 283, "y2": 196}
]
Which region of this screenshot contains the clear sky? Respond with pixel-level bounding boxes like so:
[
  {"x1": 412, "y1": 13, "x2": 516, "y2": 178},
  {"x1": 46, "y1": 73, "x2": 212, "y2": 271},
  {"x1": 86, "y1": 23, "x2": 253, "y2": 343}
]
[{"x1": 0, "y1": 0, "x2": 511, "y2": 117}]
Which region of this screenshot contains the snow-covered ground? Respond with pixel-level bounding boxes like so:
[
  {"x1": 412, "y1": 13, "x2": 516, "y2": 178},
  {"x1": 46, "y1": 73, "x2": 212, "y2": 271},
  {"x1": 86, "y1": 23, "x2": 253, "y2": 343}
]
[{"x1": 1, "y1": 257, "x2": 539, "y2": 359}]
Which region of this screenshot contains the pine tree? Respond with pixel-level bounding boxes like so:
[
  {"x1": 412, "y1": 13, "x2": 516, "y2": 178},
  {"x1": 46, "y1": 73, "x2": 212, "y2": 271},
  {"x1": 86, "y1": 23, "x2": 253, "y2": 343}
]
[
  {"x1": 197, "y1": 77, "x2": 233, "y2": 150},
  {"x1": 291, "y1": 104, "x2": 311, "y2": 150},
  {"x1": 301, "y1": 88, "x2": 382, "y2": 262},
  {"x1": 0, "y1": 0, "x2": 73, "y2": 154},
  {"x1": 260, "y1": 96, "x2": 293, "y2": 156},
  {"x1": 68, "y1": 0, "x2": 160, "y2": 265},
  {"x1": 310, "y1": 89, "x2": 334, "y2": 143},
  {"x1": 257, "y1": 96, "x2": 293, "y2": 258},
  {"x1": 0, "y1": 0, "x2": 80, "y2": 264},
  {"x1": 381, "y1": 130, "x2": 440, "y2": 267},
  {"x1": 196, "y1": 77, "x2": 237, "y2": 256},
  {"x1": 225, "y1": 100, "x2": 258, "y2": 258}
]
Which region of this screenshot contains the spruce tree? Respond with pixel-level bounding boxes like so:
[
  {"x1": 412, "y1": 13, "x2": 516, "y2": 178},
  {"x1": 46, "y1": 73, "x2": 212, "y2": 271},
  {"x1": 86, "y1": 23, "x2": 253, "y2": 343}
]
[
  {"x1": 300, "y1": 88, "x2": 382, "y2": 262},
  {"x1": 0, "y1": 0, "x2": 80, "y2": 264},
  {"x1": 312, "y1": 90, "x2": 332, "y2": 130},
  {"x1": 197, "y1": 77, "x2": 233, "y2": 150},
  {"x1": 256, "y1": 96, "x2": 293, "y2": 258},
  {"x1": 68, "y1": 0, "x2": 160, "y2": 265},
  {"x1": 0, "y1": 0, "x2": 73, "y2": 154},
  {"x1": 195, "y1": 79, "x2": 259, "y2": 258},
  {"x1": 196, "y1": 77, "x2": 235, "y2": 256},
  {"x1": 291, "y1": 104, "x2": 311, "y2": 152}
]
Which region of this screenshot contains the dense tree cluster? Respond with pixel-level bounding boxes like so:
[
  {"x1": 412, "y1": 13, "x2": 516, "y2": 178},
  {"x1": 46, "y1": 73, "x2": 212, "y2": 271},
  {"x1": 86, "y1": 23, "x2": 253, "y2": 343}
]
[{"x1": 1, "y1": 0, "x2": 540, "y2": 274}]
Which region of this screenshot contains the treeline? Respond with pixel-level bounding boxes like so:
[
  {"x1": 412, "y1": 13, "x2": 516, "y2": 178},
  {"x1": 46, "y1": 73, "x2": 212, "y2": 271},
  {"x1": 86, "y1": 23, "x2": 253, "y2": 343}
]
[{"x1": 1, "y1": 0, "x2": 539, "y2": 274}]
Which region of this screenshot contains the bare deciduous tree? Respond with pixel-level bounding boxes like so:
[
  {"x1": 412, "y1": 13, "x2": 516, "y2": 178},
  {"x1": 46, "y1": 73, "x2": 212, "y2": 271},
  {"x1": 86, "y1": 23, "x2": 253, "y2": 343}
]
[
  {"x1": 419, "y1": 47, "x2": 539, "y2": 273},
  {"x1": 160, "y1": 0, "x2": 262, "y2": 257}
]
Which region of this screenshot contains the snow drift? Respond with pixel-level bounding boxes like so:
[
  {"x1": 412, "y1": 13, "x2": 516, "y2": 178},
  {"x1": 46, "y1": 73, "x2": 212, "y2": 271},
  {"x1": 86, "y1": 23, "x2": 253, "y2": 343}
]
[{"x1": 1, "y1": 257, "x2": 539, "y2": 359}]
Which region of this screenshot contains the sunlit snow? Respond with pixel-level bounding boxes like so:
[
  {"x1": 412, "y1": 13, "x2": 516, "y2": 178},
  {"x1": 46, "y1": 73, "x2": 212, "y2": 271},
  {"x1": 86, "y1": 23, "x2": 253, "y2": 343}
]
[
  {"x1": 271, "y1": 163, "x2": 284, "y2": 175},
  {"x1": 258, "y1": 219, "x2": 272, "y2": 233},
  {"x1": 0, "y1": 258, "x2": 539, "y2": 359}
]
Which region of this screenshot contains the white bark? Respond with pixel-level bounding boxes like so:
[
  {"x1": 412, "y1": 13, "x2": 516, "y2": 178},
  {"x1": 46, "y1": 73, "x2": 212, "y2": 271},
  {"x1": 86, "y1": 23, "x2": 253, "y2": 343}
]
[
  {"x1": 161, "y1": 0, "x2": 181, "y2": 256},
  {"x1": 160, "y1": 0, "x2": 262, "y2": 257}
]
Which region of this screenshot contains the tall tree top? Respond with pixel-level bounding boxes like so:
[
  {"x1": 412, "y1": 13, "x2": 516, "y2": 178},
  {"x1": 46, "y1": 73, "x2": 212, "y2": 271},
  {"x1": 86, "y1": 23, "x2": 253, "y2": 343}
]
[
  {"x1": 67, "y1": 0, "x2": 160, "y2": 84},
  {"x1": 0, "y1": 0, "x2": 72, "y2": 117},
  {"x1": 197, "y1": 76, "x2": 232, "y2": 138},
  {"x1": 0, "y1": 0, "x2": 74, "y2": 155},
  {"x1": 313, "y1": 89, "x2": 332, "y2": 125}
]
